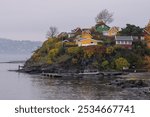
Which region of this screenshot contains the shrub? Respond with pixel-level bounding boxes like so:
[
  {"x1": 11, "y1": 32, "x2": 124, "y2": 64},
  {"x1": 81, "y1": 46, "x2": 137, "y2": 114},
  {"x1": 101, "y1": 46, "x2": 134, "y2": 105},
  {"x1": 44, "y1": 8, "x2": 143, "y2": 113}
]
[
  {"x1": 92, "y1": 61, "x2": 99, "y2": 68},
  {"x1": 115, "y1": 57, "x2": 130, "y2": 70},
  {"x1": 67, "y1": 47, "x2": 81, "y2": 55},
  {"x1": 72, "y1": 58, "x2": 78, "y2": 64},
  {"x1": 101, "y1": 60, "x2": 109, "y2": 69},
  {"x1": 106, "y1": 46, "x2": 114, "y2": 55},
  {"x1": 48, "y1": 48, "x2": 59, "y2": 59},
  {"x1": 55, "y1": 42, "x2": 63, "y2": 48},
  {"x1": 64, "y1": 42, "x2": 77, "y2": 47},
  {"x1": 56, "y1": 54, "x2": 71, "y2": 63}
]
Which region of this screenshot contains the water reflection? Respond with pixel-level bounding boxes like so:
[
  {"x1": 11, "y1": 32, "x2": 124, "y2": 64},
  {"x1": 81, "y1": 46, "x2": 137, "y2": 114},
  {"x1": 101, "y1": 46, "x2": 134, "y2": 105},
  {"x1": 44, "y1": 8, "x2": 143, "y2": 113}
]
[
  {"x1": 30, "y1": 76, "x2": 121, "y2": 100},
  {"x1": 0, "y1": 63, "x2": 150, "y2": 100}
]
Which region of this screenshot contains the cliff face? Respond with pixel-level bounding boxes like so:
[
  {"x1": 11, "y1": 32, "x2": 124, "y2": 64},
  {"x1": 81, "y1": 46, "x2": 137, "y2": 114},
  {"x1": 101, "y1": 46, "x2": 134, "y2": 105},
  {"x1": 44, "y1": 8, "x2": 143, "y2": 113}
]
[{"x1": 23, "y1": 37, "x2": 150, "y2": 73}]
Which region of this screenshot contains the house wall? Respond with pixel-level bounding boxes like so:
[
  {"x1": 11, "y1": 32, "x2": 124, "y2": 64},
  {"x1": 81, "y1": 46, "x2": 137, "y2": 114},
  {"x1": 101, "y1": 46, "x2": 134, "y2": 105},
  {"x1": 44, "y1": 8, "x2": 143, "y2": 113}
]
[
  {"x1": 68, "y1": 33, "x2": 75, "y2": 38},
  {"x1": 78, "y1": 43, "x2": 97, "y2": 47},
  {"x1": 77, "y1": 39, "x2": 97, "y2": 46},
  {"x1": 96, "y1": 25, "x2": 110, "y2": 34},
  {"x1": 116, "y1": 40, "x2": 132, "y2": 45},
  {"x1": 108, "y1": 30, "x2": 118, "y2": 36},
  {"x1": 81, "y1": 32, "x2": 92, "y2": 39}
]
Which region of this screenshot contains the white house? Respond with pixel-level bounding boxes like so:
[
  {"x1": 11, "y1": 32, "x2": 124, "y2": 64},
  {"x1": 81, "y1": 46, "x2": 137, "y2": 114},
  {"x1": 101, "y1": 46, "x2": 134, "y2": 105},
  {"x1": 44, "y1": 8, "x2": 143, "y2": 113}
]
[{"x1": 115, "y1": 36, "x2": 133, "y2": 49}]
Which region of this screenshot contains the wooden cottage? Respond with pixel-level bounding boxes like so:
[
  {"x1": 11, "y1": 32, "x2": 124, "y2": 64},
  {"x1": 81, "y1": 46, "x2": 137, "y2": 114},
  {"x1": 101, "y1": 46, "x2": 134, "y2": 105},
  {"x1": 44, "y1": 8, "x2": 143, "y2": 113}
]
[
  {"x1": 107, "y1": 27, "x2": 120, "y2": 36},
  {"x1": 81, "y1": 30, "x2": 92, "y2": 39},
  {"x1": 58, "y1": 32, "x2": 68, "y2": 39},
  {"x1": 76, "y1": 30, "x2": 102, "y2": 46},
  {"x1": 115, "y1": 36, "x2": 133, "y2": 49},
  {"x1": 95, "y1": 21, "x2": 110, "y2": 35}
]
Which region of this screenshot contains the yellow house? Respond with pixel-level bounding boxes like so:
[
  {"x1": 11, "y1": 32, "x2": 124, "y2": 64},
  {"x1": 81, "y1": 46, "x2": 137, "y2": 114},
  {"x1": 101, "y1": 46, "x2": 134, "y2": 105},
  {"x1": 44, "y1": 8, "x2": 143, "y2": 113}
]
[
  {"x1": 107, "y1": 27, "x2": 119, "y2": 36},
  {"x1": 76, "y1": 30, "x2": 102, "y2": 46},
  {"x1": 144, "y1": 20, "x2": 150, "y2": 48},
  {"x1": 77, "y1": 38, "x2": 98, "y2": 46},
  {"x1": 81, "y1": 30, "x2": 92, "y2": 39}
]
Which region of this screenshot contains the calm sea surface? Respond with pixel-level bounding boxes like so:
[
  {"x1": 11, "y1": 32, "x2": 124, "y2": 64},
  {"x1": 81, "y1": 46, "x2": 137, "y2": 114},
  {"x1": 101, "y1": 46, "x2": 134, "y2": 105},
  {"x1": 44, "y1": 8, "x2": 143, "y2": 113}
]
[{"x1": 0, "y1": 54, "x2": 150, "y2": 100}]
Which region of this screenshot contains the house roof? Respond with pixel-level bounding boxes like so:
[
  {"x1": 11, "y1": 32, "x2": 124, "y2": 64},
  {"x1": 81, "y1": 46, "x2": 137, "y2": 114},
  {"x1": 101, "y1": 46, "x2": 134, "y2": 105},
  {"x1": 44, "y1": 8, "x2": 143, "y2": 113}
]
[
  {"x1": 58, "y1": 32, "x2": 67, "y2": 36},
  {"x1": 68, "y1": 32, "x2": 75, "y2": 35},
  {"x1": 96, "y1": 21, "x2": 106, "y2": 25},
  {"x1": 82, "y1": 28, "x2": 91, "y2": 33},
  {"x1": 82, "y1": 30, "x2": 91, "y2": 34},
  {"x1": 109, "y1": 27, "x2": 119, "y2": 32},
  {"x1": 71, "y1": 27, "x2": 82, "y2": 33},
  {"x1": 115, "y1": 36, "x2": 133, "y2": 41},
  {"x1": 58, "y1": 32, "x2": 68, "y2": 38},
  {"x1": 95, "y1": 21, "x2": 110, "y2": 28}
]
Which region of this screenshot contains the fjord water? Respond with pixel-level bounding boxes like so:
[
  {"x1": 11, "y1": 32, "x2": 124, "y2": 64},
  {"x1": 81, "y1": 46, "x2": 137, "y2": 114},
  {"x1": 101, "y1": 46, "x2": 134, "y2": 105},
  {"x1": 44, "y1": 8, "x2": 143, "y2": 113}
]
[
  {"x1": 0, "y1": 54, "x2": 118, "y2": 100},
  {"x1": 0, "y1": 54, "x2": 150, "y2": 100},
  {"x1": 0, "y1": 63, "x2": 116, "y2": 100}
]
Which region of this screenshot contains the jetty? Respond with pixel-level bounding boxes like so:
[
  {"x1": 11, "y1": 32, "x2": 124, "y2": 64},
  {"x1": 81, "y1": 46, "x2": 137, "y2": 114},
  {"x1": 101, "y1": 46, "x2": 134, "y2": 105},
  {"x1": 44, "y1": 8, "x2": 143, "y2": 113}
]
[
  {"x1": 41, "y1": 71, "x2": 126, "y2": 78},
  {"x1": 99, "y1": 71, "x2": 125, "y2": 76},
  {"x1": 41, "y1": 73, "x2": 62, "y2": 78}
]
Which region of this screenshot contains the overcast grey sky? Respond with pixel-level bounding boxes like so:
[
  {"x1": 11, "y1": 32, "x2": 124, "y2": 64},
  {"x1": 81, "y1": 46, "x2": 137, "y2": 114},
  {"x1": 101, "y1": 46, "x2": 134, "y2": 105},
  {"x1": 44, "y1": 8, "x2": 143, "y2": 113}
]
[{"x1": 0, "y1": 0, "x2": 150, "y2": 41}]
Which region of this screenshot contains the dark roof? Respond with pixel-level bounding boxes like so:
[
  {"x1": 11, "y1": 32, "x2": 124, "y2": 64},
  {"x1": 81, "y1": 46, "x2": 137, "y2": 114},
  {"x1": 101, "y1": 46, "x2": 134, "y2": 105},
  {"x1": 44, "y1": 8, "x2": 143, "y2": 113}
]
[
  {"x1": 115, "y1": 36, "x2": 133, "y2": 41},
  {"x1": 95, "y1": 21, "x2": 110, "y2": 28},
  {"x1": 71, "y1": 27, "x2": 82, "y2": 33}
]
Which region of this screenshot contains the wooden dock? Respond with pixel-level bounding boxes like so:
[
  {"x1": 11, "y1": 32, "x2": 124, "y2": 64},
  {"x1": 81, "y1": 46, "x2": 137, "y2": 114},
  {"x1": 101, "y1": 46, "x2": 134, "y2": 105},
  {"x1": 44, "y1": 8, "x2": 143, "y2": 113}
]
[
  {"x1": 41, "y1": 71, "x2": 126, "y2": 78},
  {"x1": 78, "y1": 71, "x2": 124, "y2": 76},
  {"x1": 41, "y1": 73, "x2": 62, "y2": 78}
]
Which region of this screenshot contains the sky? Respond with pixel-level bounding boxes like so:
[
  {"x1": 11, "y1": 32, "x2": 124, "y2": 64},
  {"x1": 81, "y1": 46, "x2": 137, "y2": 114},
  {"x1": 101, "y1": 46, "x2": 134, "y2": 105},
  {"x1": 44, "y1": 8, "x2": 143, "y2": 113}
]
[{"x1": 0, "y1": 0, "x2": 150, "y2": 41}]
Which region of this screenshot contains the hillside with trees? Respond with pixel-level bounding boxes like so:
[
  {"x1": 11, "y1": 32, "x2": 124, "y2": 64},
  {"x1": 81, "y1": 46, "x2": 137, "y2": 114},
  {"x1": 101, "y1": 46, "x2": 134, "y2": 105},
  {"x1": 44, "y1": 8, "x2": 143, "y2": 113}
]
[
  {"x1": 24, "y1": 32, "x2": 150, "y2": 73},
  {"x1": 23, "y1": 10, "x2": 150, "y2": 73}
]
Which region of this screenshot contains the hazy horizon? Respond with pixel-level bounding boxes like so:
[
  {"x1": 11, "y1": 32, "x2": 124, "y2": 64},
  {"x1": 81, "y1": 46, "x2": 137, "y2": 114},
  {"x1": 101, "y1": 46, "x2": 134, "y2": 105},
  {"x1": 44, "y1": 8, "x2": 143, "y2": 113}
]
[{"x1": 0, "y1": 0, "x2": 150, "y2": 41}]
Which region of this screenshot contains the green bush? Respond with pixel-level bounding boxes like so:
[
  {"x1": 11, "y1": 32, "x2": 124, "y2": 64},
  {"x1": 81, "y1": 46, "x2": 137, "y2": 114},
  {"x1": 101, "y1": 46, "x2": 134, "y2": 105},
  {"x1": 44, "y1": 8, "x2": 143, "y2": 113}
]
[
  {"x1": 67, "y1": 47, "x2": 81, "y2": 55},
  {"x1": 101, "y1": 60, "x2": 109, "y2": 69},
  {"x1": 115, "y1": 57, "x2": 130, "y2": 70}
]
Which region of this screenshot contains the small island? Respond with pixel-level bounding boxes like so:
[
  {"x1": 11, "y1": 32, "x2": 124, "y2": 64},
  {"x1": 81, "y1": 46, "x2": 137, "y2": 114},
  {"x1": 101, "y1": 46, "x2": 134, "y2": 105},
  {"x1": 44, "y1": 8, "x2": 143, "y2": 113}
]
[{"x1": 22, "y1": 20, "x2": 150, "y2": 75}]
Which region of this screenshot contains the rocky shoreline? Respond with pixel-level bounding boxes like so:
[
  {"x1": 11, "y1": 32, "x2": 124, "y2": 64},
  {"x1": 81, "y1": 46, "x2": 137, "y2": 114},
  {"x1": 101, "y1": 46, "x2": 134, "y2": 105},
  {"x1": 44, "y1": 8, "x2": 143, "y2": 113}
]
[{"x1": 106, "y1": 73, "x2": 150, "y2": 99}]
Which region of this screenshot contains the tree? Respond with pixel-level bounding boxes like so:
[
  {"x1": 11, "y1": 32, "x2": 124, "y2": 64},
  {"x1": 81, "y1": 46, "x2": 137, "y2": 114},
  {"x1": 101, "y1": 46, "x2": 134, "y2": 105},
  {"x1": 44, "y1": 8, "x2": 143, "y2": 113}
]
[
  {"x1": 115, "y1": 57, "x2": 130, "y2": 70},
  {"x1": 106, "y1": 46, "x2": 114, "y2": 55},
  {"x1": 46, "y1": 26, "x2": 58, "y2": 38},
  {"x1": 119, "y1": 24, "x2": 143, "y2": 36},
  {"x1": 95, "y1": 9, "x2": 113, "y2": 24}
]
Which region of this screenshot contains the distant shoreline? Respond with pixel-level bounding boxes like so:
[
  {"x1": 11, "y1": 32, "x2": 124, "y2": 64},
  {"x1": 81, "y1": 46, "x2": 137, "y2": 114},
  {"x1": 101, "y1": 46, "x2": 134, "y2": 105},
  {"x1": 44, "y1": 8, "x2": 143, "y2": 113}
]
[{"x1": 0, "y1": 60, "x2": 25, "y2": 64}]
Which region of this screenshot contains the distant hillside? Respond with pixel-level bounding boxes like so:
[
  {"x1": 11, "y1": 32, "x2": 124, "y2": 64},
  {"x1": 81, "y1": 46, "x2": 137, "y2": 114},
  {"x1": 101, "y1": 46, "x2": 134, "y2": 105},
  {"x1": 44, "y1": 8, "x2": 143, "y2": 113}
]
[{"x1": 0, "y1": 38, "x2": 42, "y2": 54}]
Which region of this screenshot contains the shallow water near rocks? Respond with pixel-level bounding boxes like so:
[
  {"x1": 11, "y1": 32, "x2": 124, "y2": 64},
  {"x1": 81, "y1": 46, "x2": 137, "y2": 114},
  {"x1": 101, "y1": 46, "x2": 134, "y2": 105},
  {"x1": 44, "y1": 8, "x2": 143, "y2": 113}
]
[{"x1": 0, "y1": 62, "x2": 150, "y2": 100}]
